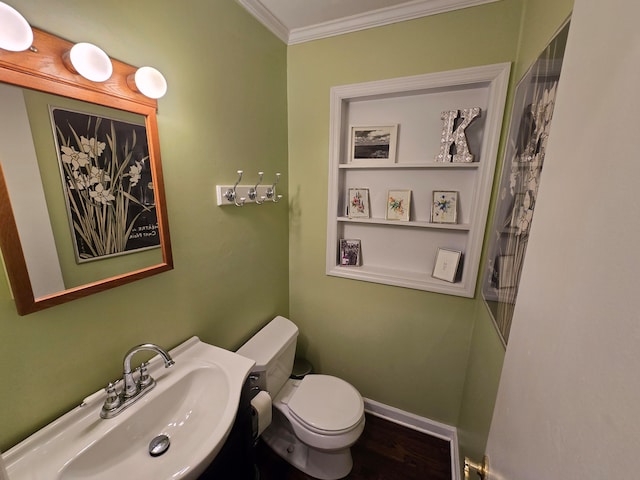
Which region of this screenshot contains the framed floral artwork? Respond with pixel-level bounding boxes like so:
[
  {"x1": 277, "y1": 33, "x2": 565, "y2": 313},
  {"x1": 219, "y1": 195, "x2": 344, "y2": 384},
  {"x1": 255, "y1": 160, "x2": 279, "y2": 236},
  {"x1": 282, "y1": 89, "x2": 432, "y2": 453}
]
[
  {"x1": 386, "y1": 189, "x2": 411, "y2": 221},
  {"x1": 350, "y1": 125, "x2": 398, "y2": 163},
  {"x1": 347, "y1": 188, "x2": 370, "y2": 218},
  {"x1": 481, "y1": 20, "x2": 570, "y2": 345},
  {"x1": 432, "y1": 248, "x2": 462, "y2": 283},
  {"x1": 50, "y1": 107, "x2": 160, "y2": 263},
  {"x1": 431, "y1": 191, "x2": 458, "y2": 224}
]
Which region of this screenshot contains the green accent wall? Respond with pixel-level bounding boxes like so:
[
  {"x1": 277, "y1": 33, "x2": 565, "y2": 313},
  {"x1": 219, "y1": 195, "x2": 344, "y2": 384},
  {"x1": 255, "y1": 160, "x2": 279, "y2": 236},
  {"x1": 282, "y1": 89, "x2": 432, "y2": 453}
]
[
  {"x1": 0, "y1": 0, "x2": 574, "y2": 464},
  {"x1": 287, "y1": 1, "x2": 523, "y2": 426},
  {"x1": 0, "y1": 0, "x2": 288, "y2": 451}
]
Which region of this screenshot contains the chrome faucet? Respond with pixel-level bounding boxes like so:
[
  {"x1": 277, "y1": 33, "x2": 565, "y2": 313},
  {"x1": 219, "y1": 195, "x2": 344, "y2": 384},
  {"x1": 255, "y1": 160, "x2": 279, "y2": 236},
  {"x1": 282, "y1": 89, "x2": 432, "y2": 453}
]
[
  {"x1": 122, "y1": 343, "x2": 175, "y2": 397},
  {"x1": 100, "y1": 343, "x2": 175, "y2": 419}
]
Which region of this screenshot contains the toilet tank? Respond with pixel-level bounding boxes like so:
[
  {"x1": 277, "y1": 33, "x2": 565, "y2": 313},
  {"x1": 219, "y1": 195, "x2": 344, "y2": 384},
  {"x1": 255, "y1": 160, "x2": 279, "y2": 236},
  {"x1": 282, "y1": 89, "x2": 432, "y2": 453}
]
[{"x1": 236, "y1": 316, "x2": 298, "y2": 395}]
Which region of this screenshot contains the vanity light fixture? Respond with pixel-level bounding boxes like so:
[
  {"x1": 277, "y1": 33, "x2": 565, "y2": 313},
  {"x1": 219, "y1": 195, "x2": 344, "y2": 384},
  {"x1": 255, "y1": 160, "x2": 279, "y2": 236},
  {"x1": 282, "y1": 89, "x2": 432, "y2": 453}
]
[
  {"x1": 62, "y1": 42, "x2": 113, "y2": 82},
  {"x1": 127, "y1": 66, "x2": 168, "y2": 99},
  {"x1": 0, "y1": 1, "x2": 33, "y2": 52}
]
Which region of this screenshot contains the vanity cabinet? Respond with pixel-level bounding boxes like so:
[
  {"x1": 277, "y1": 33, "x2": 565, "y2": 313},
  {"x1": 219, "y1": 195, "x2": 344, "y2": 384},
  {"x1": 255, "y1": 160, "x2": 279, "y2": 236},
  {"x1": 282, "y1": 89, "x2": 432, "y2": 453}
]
[
  {"x1": 326, "y1": 64, "x2": 510, "y2": 297},
  {"x1": 199, "y1": 378, "x2": 255, "y2": 479}
]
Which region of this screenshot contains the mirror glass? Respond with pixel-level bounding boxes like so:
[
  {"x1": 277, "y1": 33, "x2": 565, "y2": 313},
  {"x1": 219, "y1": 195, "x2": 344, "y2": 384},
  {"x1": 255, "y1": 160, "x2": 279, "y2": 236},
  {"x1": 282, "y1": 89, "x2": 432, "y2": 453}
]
[{"x1": 0, "y1": 27, "x2": 172, "y2": 315}]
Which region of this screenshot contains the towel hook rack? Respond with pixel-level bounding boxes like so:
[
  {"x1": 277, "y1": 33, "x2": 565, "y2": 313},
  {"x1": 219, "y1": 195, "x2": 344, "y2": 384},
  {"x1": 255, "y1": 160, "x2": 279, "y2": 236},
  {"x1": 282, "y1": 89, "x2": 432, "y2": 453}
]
[{"x1": 216, "y1": 170, "x2": 282, "y2": 207}]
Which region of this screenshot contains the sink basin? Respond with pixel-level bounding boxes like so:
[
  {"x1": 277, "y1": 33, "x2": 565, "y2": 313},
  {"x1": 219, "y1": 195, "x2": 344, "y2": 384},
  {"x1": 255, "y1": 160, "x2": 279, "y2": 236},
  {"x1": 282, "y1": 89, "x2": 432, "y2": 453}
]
[{"x1": 3, "y1": 337, "x2": 255, "y2": 480}]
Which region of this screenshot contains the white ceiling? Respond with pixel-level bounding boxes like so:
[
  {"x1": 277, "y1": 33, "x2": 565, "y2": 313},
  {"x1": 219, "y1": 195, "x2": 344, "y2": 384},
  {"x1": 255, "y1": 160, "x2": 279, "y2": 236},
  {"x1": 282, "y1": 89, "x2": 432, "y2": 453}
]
[{"x1": 236, "y1": 0, "x2": 499, "y2": 45}]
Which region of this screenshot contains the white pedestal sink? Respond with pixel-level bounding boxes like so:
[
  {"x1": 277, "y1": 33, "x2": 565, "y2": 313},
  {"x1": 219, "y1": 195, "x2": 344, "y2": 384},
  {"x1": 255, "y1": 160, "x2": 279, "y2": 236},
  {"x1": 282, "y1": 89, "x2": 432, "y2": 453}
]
[{"x1": 3, "y1": 337, "x2": 255, "y2": 479}]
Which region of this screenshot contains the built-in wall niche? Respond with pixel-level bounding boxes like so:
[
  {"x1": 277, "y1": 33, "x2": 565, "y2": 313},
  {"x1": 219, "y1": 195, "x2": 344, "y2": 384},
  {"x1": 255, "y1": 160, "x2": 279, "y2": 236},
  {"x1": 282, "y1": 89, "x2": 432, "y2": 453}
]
[{"x1": 326, "y1": 63, "x2": 511, "y2": 297}]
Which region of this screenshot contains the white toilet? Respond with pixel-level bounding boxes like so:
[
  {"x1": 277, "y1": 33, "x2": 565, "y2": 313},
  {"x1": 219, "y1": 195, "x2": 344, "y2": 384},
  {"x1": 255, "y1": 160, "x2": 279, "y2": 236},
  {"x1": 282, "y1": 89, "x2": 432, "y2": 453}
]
[{"x1": 237, "y1": 315, "x2": 365, "y2": 480}]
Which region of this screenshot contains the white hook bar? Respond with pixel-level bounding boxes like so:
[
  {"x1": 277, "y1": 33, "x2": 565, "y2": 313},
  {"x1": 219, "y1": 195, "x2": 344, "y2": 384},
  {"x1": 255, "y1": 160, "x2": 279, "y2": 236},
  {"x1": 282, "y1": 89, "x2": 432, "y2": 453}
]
[{"x1": 216, "y1": 171, "x2": 282, "y2": 206}]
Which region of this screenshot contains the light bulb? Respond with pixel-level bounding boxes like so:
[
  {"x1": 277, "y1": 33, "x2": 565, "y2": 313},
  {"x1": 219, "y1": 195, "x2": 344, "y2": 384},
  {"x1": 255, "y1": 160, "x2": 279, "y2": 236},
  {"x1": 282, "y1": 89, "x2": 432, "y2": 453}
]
[
  {"x1": 130, "y1": 66, "x2": 167, "y2": 99},
  {"x1": 0, "y1": 2, "x2": 33, "y2": 52},
  {"x1": 65, "y1": 42, "x2": 113, "y2": 82}
]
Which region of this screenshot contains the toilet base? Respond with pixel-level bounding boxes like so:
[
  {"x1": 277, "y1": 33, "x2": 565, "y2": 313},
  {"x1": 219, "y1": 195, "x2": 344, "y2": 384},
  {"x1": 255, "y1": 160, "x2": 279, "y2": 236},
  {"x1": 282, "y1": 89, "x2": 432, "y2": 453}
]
[{"x1": 261, "y1": 413, "x2": 354, "y2": 480}]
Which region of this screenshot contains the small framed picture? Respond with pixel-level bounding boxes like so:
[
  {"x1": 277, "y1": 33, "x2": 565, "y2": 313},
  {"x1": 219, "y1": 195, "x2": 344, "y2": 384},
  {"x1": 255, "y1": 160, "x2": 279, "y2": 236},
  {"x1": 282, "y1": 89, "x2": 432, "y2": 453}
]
[
  {"x1": 350, "y1": 125, "x2": 398, "y2": 164},
  {"x1": 386, "y1": 189, "x2": 411, "y2": 221},
  {"x1": 432, "y1": 248, "x2": 462, "y2": 283},
  {"x1": 431, "y1": 191, "x2": 458, "y2": 224},
  {"x1": 347, "y1": 188, "x2": 370, "y2": 218},
  {"x1": 339, "y1": 239, "x2": 361, "y2": 266}
]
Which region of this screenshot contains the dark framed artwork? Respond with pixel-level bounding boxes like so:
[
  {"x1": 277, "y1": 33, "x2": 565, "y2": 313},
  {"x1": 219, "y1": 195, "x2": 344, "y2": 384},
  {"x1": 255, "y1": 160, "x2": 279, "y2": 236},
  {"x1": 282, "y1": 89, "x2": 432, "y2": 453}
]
[
  {"x1": 50, "y1": 107, "x2": 160, "y2": 263},
  {"x1": 482, "y1": 20, "x2": 571, "y2": 345},
  {"x1": 339, "y1": 239, "x2": 361, "y2": 266},
  {"x1": 349, "y1": 125, "x2": 398, "y2": 163}
]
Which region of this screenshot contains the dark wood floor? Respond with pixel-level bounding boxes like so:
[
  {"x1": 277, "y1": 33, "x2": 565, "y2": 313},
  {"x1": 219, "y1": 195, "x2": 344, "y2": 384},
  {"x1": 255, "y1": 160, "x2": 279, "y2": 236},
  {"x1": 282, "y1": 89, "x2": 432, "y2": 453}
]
[{"x1": 256, "y1": 413, "x2": 452, "y2": 480}]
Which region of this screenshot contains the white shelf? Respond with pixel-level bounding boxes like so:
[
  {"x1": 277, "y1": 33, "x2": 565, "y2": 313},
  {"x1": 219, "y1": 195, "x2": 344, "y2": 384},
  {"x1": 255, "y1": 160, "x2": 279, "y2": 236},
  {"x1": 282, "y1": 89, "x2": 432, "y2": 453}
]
[
  {"x1": 327, "y1": 264, "x2": 466, "y2": 297},
  {"x1": 338, "y1": 162, "x2": 480, "y2": 170},
  {"x1": 326, "y1": 63, "x2": 511, "y2": 297},
  {"x1": 337, "y1": 216, "x2": 471, "y2": 230}
]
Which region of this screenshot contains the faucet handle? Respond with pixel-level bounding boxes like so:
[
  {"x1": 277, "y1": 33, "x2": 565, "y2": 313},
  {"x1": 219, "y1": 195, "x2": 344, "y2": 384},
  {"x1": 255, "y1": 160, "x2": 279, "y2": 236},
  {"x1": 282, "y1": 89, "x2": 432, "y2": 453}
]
[
  {"x1": 103, "y1": 382, "x2": 121, "y2": 410},
  {"x1": 138, "y1": 361, "x2": 154, "y2": 389}
]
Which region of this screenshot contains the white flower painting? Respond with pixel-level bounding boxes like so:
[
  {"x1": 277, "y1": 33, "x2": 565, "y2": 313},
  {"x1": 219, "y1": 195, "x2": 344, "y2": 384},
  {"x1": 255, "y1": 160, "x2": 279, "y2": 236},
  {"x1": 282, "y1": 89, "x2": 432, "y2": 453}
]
[
  {"x1": 51, "y1": 108, "x2": 160, "y2": 263},
  {"x1": 482, "y1": 21, "x2": 570, "y2": 345}
]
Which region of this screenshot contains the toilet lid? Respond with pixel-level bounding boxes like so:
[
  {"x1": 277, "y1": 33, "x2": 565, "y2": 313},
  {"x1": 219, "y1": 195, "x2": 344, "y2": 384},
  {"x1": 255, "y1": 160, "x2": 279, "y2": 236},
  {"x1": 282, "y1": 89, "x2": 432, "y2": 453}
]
[{"x1": 288, "y1": 375, "x2": 364, "y2": 432}]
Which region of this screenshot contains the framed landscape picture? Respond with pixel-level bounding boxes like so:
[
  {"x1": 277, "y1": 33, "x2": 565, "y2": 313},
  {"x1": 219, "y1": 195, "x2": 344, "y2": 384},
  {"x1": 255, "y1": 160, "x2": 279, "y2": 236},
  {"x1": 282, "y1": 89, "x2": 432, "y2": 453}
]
[{"x1": 350, "y1": 125, "x2": 398, "y2": 163}]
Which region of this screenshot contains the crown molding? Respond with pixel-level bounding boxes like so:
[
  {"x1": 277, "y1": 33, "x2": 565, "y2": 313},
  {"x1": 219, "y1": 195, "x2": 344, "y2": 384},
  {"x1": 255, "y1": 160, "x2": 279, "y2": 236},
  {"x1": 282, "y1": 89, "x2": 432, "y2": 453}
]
[
  {"x1": 237, "y1": 0, "x2": 500, "y2": 45},
  {"x1": 236, "y1": 0, "x2": 290, "y2": 43}
]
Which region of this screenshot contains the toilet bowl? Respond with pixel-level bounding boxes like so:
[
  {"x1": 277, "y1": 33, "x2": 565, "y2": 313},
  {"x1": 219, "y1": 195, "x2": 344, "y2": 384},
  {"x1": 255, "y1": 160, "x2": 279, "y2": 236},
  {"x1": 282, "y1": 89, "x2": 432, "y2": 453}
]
[{"x1": 237, "y1": 316, "x2": 365, "y2": 480}]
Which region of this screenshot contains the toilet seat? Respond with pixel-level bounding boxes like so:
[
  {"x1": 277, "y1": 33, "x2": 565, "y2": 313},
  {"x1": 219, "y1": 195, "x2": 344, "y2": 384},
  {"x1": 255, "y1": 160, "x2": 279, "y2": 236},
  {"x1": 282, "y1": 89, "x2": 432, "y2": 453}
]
[{"x1": 287, "y1": 375, "x2": 364, "y2": 435}]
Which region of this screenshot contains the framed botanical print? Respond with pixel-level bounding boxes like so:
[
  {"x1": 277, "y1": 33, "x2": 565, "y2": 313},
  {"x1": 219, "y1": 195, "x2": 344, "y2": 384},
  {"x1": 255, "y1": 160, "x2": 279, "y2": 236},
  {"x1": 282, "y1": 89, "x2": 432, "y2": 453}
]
[
  {"x1": 347, "y1": 188, "x2": 370, "y2": 218},
  {"x1": 432, "y1": 191, "x2": 458, "y2": 224},
  {"x1": 50, "y1": 107, "x2": 159, "y2": 263},
  {"x1": 386, "y1": 189, "x2": 411, "y2": 221},
  {"x1": 481, "y1": 20, "x2": 570, "y2": 345}
]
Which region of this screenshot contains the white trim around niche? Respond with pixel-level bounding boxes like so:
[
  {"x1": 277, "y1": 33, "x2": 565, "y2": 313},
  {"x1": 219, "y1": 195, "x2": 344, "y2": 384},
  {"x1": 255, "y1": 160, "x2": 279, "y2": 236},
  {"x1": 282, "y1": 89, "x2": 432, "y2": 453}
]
[
  {"x1": 325, "y1": 63, "x2": 511, "y2": 298},
  {"x1": 237, "y1": 0, "x2": 501, "y2": 45},
  {"x1": 364, "y1": 398, "x2": 461, "y2": 480}
]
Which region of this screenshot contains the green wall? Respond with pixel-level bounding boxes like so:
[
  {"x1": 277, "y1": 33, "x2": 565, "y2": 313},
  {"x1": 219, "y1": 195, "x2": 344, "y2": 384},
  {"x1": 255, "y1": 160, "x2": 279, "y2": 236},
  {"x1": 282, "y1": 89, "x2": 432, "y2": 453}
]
[
  {"x1": 0, "y1": 0, "x2": 575, "y2": 463},
  {"x1": 287, "y1": 1, "x2": 523, "y2": 425},
  {"x1": 456, "y1": 0, "x2": 573, "y2": 464},
  {"x1": 0, "y1": 0, "x2": 288, "y2": 451}
]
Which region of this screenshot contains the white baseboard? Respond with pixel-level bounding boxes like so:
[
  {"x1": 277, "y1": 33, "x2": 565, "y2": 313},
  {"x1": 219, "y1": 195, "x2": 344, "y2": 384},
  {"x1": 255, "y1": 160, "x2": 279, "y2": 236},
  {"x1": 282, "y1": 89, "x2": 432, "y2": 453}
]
[{"x1": 363, "y1": 398, "x2": 461, "y2": 480}]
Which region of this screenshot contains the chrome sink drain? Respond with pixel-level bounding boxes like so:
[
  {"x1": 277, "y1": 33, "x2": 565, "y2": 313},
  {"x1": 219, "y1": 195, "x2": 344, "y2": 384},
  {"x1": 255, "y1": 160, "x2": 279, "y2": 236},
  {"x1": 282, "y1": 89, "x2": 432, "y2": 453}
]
[{"x1": 149, "y1": 434, "x2": 170, "y2": 457}]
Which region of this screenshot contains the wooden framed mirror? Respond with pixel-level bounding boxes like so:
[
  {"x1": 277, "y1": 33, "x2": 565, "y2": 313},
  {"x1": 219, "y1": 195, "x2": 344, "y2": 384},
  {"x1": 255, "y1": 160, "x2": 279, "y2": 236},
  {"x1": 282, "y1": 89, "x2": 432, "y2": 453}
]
[{"x1": 0, "y1": 27, "x2": 172, "y2": 315}]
